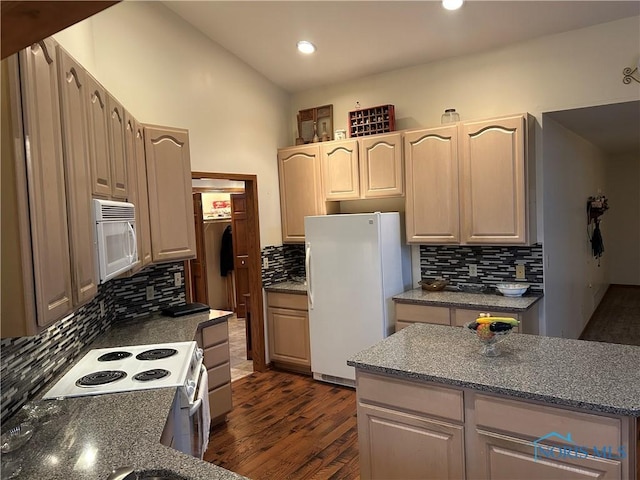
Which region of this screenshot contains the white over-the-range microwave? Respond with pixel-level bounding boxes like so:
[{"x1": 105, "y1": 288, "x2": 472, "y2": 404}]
[{"x1": 93, "y1": 199, "x2": 138, "y2": 283}]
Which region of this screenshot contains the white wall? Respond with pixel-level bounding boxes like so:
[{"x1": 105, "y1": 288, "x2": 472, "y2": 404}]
[
  {"x1": 605, "y1": 153, "x2": 640, "y2": 285},
  {"x1": 542, "y1": 117, "x2": 609, "y2": 339},
  {"x1": 54, "y1": 2, "x2": 290, "y2": 247}
]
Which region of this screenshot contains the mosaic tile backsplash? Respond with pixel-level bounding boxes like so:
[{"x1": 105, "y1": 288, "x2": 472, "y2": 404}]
[
  {"x1": 0, "y1": 262, "x2": 185, "y2": 422},
  {"x1": 261, "y1": 244, "x2": 306, "y2": 286},
  {"x1": 420, "y1": 244, "x2": 544, "y2": 292}
]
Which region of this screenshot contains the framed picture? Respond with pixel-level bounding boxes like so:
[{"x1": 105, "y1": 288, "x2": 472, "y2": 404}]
[{"x1": 297, "y1": 104, "x2": 333, "y2": 143}]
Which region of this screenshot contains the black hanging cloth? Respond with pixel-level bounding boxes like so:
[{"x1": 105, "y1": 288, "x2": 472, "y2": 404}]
[{"x1": 220, "y1": 225, "x2": 234, "y2": 276}]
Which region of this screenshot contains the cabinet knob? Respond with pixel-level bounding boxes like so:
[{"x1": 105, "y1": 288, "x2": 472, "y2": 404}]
[{"x1": 241, "y1": 260, "x2": 245, "y2": 265}]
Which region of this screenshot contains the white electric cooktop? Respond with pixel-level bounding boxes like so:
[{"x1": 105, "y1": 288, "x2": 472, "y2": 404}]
[{"x1": 43, "y1": 341, "x2": 197, "y2": 399}]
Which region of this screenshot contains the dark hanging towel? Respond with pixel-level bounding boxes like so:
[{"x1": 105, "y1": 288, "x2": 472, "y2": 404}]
[
  {"x1": 591, "y1": 220, "x2": 604, "y2": 266},
  {"x1": 220, "y1": 225, "x2": 234, "y2": 276}
]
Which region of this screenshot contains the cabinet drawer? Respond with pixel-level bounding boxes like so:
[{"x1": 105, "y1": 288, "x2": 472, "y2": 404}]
[
  {"x1": 395, "y1": 303, "x2": 450, "y2": 325},
  {"x1": 207, "y1": 362, "x2": 231, "y2": 389},
  {"x1": 473, "y1": 393, "x2": 622, "y2": 447},
  {"x1": 452, "y1": 308, "x2": 520, "y2": 332},
  {"x1": 208, "y1": 382, "x2": 232, "y2": 419},
  {"x1": 203, "y1": 342, "x2": 229, "y2": 368},
  {"x1": 357, "y1": 372, "x2": 463, "y2": 422},
  {"x1": 202, "y1": 322, "x2": 228, "y2": 347},
  {"x1": 267, "y1": 292, "x2": 308, "y2": 310},
  {"x1": 395, "y1": 320, "x2": 413, "y2": 332}
]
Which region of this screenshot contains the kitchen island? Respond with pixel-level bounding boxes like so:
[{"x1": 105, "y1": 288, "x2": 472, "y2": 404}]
[
  {"x1": 348, "y1": 323, "x2": 639, "y2": 480},
  {"x1": 3, "y1": 309, "x2": 245, "y2": 480}
]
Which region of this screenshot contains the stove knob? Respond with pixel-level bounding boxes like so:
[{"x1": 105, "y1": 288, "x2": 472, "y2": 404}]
[{"x1": 195, "y1": 348, "x2": 203, "y2": 361}]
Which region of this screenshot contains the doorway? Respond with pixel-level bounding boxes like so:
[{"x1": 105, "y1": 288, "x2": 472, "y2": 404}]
[{"x1": 186, "y1": 172, "x2": 266, "y2": 374}]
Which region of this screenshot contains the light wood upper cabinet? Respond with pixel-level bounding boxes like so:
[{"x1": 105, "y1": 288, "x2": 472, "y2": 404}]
[
  {"x1": 459, "y1": 115, "x2": 528, "y2": 244},
  {"x1": 278, "y1": 144, "x2": 337, "y2": 243},
  {"x1": 124, "y1": 111, "x2": 152, "y2": 272},
  {"x1": 321, "y1": 139, "x2": 360, "y2": 200},
  {"x1": 1, "y1": 40, "x2": 73, "y2": 336},
  {"x1": 57, "y1": 46, "x2": 98, "y2": 307},
  {"x1": 132, "y1": 116, "x2": 153, "y2": 268},
  {"x1": 405, "y1": 114, "x2": 532, "y2": 245},
  {"x1": 86, "y1": 73, "x2": 111, "y2": 198},
  {"x1": 107, "y1": 94, "x2": 127, "y2": 199},
  {"x1": 359, "y1": 132, "x2": 404, "y2": 198},
  {"x1": 144, "y1": 124, "x2": 197, "y2": 263},
  {"x1": 405, "y1": 125, "x2": 460, "y2": 243}
]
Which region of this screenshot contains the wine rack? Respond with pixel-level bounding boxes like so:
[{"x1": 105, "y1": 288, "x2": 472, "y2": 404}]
[{"x1": 348, "y1": 104, "x2": 395, "y2": 137}]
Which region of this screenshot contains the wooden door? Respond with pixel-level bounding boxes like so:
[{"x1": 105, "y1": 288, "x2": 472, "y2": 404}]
[
  {"x1": 86, "y1": 73, "x2": 111, "y2": 198},
  {"x1": 277, "y1": 144, "x2": 323, "y2": 243},
  {"x1": 360, "y1": 132, "x2": 404, "y2": 198},
  {"x1": 144, "y1": 124, "x2": 196, "y2": 263},
  {"x1": 19, "y1": 38, "x2": 73, "y2": 326},
  {"x1": 107, "y1": 94, "x2": 127, "y2": 199},
  {"x1": 231, "y1": 193, "x2": 250, "y2": 319},
  {"x1": 57, "y1": 45, "x2": 98, "y2": 306},
  {"x1": 188, "y1": 193, "x2": 209, "y2": 304},
  {"x1": 404, "y1": 125, "x2": 460, "y2": 244},
  {"x1": 320, "y1": 139, "x2": 360, "y2": 200},
  {"x1": 358, "y1": 402, "x2": 465, "y2": 479},
  {"x1": 459, "y1": 114, "x2": 527, "y2": 244}
]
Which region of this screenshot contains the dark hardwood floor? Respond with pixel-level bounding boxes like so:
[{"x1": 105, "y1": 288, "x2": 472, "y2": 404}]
[{"x1": 204, "y1": 369, "x2": 360, "y2": 480}]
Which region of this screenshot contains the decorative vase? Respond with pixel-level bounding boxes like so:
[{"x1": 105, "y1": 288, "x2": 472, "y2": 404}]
[
  {"x1": 312, "y1": 122, "x2": 319, "y2": 143},
  {"x1": 321, "y1": 122, "x2": 330, "y2": 142}
]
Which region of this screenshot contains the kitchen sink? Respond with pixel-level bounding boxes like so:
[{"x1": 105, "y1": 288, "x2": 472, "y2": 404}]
[{"x1": 106, "y1": 467, "x2": 187, "y2": 480}]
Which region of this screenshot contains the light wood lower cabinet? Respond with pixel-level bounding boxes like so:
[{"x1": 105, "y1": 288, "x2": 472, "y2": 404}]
[
  {"x1": 266, "y1": 292, "x2": 311, "y2": 373},
  {"x1": 356, "y1": 372, "x2": 636, "y2": 480},
  {"x1": 357, "y1": 372, "x2": 465, "y2": 480},
  {"x1": 395, "y1": 302, "x2": 540, "y2": 334},
  {"x1": 197, "y1": 321, "x2": 232, "y2": 425}
]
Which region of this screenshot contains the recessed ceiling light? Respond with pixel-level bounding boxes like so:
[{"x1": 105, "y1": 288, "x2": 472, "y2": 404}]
[
  {"x1": 442, "y1": 0, "x2": 464, "y2": 10},
  {"x1": 297, "y1": 40, "x2": 316, "y2": 54}
]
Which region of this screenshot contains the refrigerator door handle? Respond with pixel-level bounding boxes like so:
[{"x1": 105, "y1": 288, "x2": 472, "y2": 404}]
[{"x1": 305, "y1": 242, "x2": 313, "y2": 310}]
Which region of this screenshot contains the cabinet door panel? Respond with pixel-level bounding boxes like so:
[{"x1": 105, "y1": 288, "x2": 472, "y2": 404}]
[
  {"x1": 321, "y1": 140, "x2": 360, "y2": 200},
  {"x1": 57, "y1": 46, "x2": 98, "y2": 306},
  {"x1": 460, "y1": 115, "x2": 526, "y2": 244},
  {"x1": 107, "y1": 95, "x2": 127, "y2": 199},
  {"x1": 360, "y1": 132, "x2": 403, "y2": 198},
  {"x1": 134, "y1": 120, "x2": 152, "y2": 266},
  {"x1": 267, "y1": 307, "x2": 310, "y2": 366},
  {"x1": 277, "y1": 145, "x2": 323, "y2": 243},
  {"x1": 471, "y1": 429, "x2": 621, "y2": 480},
  {"x1": 405, "y1": 126, "x2": 459, "y2": 243},
  {"x1": 86, "y1": 74, "x2": 111, "y2": 197},
  {"x1": 20, "y1": 39, "x2": 73, "y2": 326},
  {"x1": 144, "y1": 125, "x2": 196, "y2": 262},
  {"x1": 358, "y1": 402, "x2": 465, "y2": 480}
]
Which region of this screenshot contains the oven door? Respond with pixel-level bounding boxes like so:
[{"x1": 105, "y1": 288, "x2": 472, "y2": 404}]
[{"x1": 173, "y1": 364, "x2": 209, "y2": 459}]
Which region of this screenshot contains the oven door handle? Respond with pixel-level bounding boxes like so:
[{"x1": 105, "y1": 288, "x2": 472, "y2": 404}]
[{"x1": 188, "y1": 364, "x2": 207, "y2": 416}]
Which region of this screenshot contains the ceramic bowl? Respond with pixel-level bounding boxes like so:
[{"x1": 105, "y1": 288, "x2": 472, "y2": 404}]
[{"x1": 496, "y1": 283, "x2": 530, "y2": 297}]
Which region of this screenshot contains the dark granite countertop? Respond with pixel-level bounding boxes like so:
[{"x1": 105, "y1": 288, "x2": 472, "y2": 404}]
[
  {"x1": 393, "y1": 287, "x2": 542, "y2": 312},
  {"x1": 4, "y1": 309, "x2": 246, "y2": 480},
  {"x1": 348, "y1": 323, "x2": 640, "y2": 417},
  {"x1": 264, "y1": 280, "x2": 307, "y2": 295}
]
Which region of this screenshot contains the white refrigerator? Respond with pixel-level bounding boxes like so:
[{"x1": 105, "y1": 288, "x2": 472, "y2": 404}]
[{"x1": 305, "y1": 212, "x2": 406, "y2": 385}]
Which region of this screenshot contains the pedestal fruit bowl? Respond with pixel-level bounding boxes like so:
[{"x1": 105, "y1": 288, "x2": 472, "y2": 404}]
[{"x1": 465, "y1": 314, "x2": 519, "y2": 357}]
